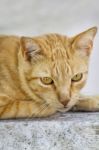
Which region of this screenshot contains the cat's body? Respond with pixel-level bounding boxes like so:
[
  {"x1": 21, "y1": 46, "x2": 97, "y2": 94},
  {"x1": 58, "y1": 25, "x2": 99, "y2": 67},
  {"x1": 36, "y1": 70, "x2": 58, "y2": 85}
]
[
  {"x1": 0, "y1": 36, "x2": 24, "y2": 99},
  {"x1": 0, "y1": 36, "x2": 55, "y2": 118},
  {"x1": 0, "y1": 27, "x2": 99, "y2": 119}
]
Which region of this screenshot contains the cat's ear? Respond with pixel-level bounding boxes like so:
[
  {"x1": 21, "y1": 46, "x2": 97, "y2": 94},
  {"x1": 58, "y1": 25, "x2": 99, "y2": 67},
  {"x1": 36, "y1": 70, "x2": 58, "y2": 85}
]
[
  {"x1": 20, "y1": 37, "x2": 41, "y2": 61},
  {"x1": 71, "y1": 27, "x2": 97, "y2": 56}
]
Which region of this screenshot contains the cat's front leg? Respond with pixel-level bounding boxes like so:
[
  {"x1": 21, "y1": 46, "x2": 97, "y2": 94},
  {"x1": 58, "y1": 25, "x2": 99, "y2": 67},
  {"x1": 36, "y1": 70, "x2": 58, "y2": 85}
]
[
  {"x1": 0, "y1": 94, "x2": 12, "y2": 106},
  {"x1": 72, "y1": 95, "x2": 99, "y2": 112},
  {"x1": 0, "y1": 97, "x2": 56, "y2": 119}
]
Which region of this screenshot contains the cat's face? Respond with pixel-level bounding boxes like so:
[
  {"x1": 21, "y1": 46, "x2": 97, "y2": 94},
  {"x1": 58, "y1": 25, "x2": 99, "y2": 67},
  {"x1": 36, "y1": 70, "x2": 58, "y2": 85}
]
[{"x1": 20, "y1": 27, "x2": 97, "y2": 112}]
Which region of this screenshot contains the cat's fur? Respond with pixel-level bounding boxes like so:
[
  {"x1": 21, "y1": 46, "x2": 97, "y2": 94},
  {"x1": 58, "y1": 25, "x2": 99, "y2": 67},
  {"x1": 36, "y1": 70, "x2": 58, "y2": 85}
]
[{"x1": 0, "y1": 27, "x2": 99, "y2": 119}]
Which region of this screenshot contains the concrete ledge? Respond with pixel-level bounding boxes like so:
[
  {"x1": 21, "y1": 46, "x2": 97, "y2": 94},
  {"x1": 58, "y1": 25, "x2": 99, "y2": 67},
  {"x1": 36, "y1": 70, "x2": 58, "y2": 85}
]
[{"x1": 0, "y1": 112, "x2": 99, "y2": 150}]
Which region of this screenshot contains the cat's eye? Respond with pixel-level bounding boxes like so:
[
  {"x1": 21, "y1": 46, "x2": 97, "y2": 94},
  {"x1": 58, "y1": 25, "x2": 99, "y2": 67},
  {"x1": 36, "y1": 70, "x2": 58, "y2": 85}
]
[
  {"x1": 72, "y1": 73, "x2": 83, "y2": 82},
  {"x1": 40, "y1": 77, "x2": 53, "y2": 85}
]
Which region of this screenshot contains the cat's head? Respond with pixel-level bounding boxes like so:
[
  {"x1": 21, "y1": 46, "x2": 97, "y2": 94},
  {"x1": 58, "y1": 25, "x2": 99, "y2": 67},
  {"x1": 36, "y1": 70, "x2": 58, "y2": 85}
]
[{"x1": 19, "y1": 27, "x2": 97, "y2": 112}]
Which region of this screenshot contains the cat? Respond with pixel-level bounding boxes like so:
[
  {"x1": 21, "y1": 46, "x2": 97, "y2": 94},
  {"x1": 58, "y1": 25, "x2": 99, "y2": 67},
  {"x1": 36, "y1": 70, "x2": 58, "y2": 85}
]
[{"x1": 0, "y1": 27, "x2": 99, "y2": 119}]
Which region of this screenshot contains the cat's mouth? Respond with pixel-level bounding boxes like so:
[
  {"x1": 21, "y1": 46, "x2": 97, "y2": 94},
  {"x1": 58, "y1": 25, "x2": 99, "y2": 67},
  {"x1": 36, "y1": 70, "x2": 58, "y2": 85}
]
[{"x1": 57, "y1": 103, "x2": 71, "y2": 112}]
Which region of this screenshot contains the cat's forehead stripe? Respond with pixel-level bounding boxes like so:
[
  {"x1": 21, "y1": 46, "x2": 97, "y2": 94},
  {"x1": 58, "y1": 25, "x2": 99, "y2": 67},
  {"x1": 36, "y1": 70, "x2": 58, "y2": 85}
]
[
  {"x1": 52, "y1": 59, "x2": 72, "y2": 82},
  {"x1": 33, "y1": 33, "x2": 73, "y2": 80}
]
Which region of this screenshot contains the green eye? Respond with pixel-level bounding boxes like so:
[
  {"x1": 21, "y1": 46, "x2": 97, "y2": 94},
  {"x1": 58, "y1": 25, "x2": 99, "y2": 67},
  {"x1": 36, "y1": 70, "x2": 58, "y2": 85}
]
[
  {"x1": 40, "y1": 77, "x2": 53, "y2": 85},
  {"x1": 72, "y1": 73, "x2": 83, "y2": 82}
]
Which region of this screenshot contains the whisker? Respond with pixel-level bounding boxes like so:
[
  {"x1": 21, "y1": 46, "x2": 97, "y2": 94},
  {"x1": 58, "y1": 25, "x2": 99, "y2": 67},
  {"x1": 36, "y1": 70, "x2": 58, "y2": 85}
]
[
  {"x1": 37, "y1": 103, "x2": 48, "y2": 116},
  {"x1": 31, "y1": 102, "x2": 47, "y2": 117}
]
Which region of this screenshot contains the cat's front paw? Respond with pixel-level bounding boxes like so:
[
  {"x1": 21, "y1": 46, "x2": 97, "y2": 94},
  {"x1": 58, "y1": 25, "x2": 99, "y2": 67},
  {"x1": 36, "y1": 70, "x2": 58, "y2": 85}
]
[{"x1": 71, "y1": 96, "x2": 99, "y2": 112}]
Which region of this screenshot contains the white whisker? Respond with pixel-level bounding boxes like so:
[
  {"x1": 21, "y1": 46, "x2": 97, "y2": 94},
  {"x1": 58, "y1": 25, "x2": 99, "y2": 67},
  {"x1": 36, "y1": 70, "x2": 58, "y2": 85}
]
[{"x1": 36, "y1": 103, "x2": 48, "y2": 116}]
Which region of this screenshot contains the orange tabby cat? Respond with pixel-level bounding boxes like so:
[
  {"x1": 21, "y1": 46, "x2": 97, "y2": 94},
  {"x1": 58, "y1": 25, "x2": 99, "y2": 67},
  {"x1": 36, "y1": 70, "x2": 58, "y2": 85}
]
[{"x1": 0, "y1": 27, "x2": 99, "y2": 119}]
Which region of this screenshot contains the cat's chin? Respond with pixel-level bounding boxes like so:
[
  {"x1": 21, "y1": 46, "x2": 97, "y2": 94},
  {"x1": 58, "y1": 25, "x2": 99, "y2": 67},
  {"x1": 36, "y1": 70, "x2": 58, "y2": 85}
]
[{"x1": 57, "y1": 107, "x2": 70, "y2": 113}]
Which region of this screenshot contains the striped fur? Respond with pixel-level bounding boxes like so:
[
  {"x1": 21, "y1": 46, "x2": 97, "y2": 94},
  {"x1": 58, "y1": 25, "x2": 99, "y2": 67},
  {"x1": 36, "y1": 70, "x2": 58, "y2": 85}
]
[{"x1": 0, "y1": 27, "x2": 99, "y2": 119}]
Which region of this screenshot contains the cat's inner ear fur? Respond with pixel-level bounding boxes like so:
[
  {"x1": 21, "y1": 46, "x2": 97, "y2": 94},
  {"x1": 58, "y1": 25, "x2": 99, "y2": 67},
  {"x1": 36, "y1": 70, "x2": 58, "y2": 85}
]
[
  {"x1": 71, "y1": 27, "x2": 97, "y2": 56},
  {"x1": 20, "y1": 37, "x2": 41, "y2": 61}
]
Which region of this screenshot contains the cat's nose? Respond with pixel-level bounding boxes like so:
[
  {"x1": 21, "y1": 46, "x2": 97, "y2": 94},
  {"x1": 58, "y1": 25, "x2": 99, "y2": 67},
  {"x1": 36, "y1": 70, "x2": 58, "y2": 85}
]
[{"x1": 61, "y1": 99, "x2": 69, "y2": 107}]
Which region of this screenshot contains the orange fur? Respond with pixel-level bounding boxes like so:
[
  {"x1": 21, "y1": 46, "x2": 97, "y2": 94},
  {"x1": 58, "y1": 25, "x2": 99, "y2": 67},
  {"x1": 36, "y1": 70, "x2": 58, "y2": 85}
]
[{"x1": 0, "y1": 27, "x2": 98, "y2": 119}]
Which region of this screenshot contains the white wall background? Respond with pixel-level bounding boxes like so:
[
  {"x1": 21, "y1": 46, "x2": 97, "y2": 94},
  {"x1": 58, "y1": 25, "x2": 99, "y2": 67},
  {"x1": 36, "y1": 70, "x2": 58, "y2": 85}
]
[{"x1": 0, "y1": 0, "x2": 99, "y2": 95}]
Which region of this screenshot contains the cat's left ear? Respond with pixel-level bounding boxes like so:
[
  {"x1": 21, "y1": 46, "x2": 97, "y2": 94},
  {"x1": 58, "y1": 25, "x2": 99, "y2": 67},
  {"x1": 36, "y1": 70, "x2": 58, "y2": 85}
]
[
  {"x1": 71, "y1": 27, "x2": 98, "y2": 56},
  {"x1": 20, "y1": 37, "x2": 41, "y2": 61}
]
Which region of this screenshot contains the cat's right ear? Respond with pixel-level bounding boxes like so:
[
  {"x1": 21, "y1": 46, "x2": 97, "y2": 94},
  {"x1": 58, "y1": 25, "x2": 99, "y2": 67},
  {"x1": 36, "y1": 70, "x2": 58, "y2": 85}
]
[{"x1": 20, "y1": 37, "x2": 41, "y2": 61}]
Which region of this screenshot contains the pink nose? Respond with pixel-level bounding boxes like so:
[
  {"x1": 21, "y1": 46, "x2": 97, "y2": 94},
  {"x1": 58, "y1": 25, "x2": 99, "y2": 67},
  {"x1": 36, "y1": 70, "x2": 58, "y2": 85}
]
[{"x1": 61, "y1": 100, "x2": 69, "y2": 107}]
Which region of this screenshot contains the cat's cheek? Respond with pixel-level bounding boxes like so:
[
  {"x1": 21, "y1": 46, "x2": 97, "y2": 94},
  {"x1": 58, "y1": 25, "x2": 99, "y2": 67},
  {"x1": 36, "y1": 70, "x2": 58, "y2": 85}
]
[
  {"x1": 71, "y1": 79, "x2": 87, "y2": 91},
  {"x1": 69, "y1": 87, "x2": 82, "y2": 103}
]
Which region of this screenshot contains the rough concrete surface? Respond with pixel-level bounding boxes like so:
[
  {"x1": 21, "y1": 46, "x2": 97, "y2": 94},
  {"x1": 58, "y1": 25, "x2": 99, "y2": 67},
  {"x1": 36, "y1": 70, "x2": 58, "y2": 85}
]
[{"x1": 0, "y1": 112, "x2": 99, "y2": 150}]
